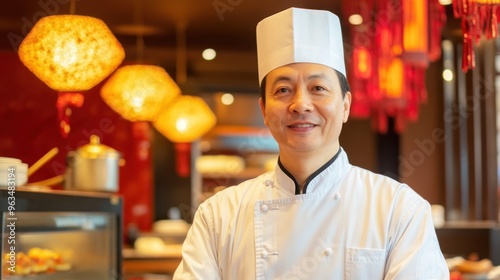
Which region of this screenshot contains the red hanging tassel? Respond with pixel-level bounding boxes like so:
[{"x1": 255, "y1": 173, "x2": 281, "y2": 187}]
[
  {"x1": 429, "y1": 0, "x2": 447, "y2": 61},
  {"x1": 461, "y1": 18, "x2": 476, "y2": 71},
  {"x1": 491, "y1": 6, "x2": 498, "y2": 38},
  {"x1": 452, "y1": 0, "x2": 462, "y2": 18},
  {"x1": 56, "y1": 92, "x2": 84, "y2": 138},
  {"x1": 454, "y1": 0, "x2": 500, "y2": 72},
  {"x1": 175, "y1": 142, "x2": 191, "y2": 177},
  {"x1": 485, "y1": 5, "x2": 499, "y2": 39}
]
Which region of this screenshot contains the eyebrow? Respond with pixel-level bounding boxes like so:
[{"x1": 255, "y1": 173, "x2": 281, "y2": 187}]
[
  {"x1": 270, "y1": 75, "x2": 293, "y2": 87},
  {"x1": 270, "y1": 73, "x2": 329, "y2": 87},
  {"x1": 306, "y1": 73, "x2": 329, "y2": 81}
]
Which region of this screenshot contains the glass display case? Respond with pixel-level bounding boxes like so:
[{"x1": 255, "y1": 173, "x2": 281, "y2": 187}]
[{"x1": 0, "y1": 188, "x2": 122, "y2": 280}]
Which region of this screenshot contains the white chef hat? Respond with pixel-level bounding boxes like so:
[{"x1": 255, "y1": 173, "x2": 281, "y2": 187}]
[{"x1": 256, "y1": 7, "x2": 346, "y2": 85}]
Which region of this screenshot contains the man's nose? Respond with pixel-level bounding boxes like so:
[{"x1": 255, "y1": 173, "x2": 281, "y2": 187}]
[{"x1": 289, "y1": 87, "x2": 313, "y2": 114}]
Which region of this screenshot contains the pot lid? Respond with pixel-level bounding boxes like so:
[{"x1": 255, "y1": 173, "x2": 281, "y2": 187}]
[{"x1": 77, "y1": 135, "x2": 120, "y2": 159}]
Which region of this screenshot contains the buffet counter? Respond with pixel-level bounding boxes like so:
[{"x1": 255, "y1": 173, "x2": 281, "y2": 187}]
[
  {"x1": 122, "y1": 246, "x2": 181, "y2": 276},
  {"x1": 436, "y1": 220, "x2": 500, "y2": 265},
  {"x1": 122, "y1": 218, "x2": 188, "y2": 278},
  {"x1": 122, "y1": 220, "x2": 500, "y2": 278}
]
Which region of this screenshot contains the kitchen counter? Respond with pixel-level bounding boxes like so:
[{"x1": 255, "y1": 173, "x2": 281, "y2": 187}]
[
  {"x1": 122, "y1": 220, "x2": 500, "y2": 275},
  {"x1": 123, "y1": 246, "x2": 182, "y2": 276},
  {"x1": 435, "y1": 220, "x2": 500, "y2": 265}
]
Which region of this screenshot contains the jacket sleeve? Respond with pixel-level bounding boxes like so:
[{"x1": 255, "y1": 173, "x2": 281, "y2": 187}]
[
  {"x1": 384, "y1": 188, "x2": 450, "y2": 280},
  {"x1": 172, "y1": 203, "x2": 222, "y2": 280}
]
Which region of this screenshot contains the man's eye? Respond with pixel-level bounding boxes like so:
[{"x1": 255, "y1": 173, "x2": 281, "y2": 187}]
[
  {"x1": 312, "y1": 86, "x2": 326, "y2": 91},
  {"x1": 275, "y1": 88, "x2": 290, "y2": 94}
]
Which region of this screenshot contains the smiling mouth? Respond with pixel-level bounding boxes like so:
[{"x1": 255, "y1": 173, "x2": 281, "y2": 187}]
[{"x1": 288, "y1": 123, "x2": 316, "y2": 128}]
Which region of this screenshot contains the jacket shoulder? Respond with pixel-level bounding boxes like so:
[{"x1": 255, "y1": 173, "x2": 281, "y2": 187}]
[{"x1": 345, "y1": 165, "x2": 423, "y2": 202}]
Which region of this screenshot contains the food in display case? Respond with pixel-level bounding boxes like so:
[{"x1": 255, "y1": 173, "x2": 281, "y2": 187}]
[
  {"x1": 27, "y1": 248, "x2": 71, "y2": 273},
  {"x1": 447, "y1": 256, "x2": 500, "y2": 280},
  {"x1": 2, "y1": 248, "x2": 72, "y2": 276},
  {"x1": 0, "y1": 188, "x2": 123, "y2": 280},
  {"x1": 455, "y1": 258, "x2": 494, "y2": 275}
]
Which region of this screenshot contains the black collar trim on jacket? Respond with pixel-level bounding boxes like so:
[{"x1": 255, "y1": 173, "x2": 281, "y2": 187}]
[{"x1": 277, "y1": 148, "x2": 341, "y2": 195}]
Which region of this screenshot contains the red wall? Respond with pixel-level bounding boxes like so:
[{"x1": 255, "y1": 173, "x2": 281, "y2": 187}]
[{"x1": 0, "y1": 51, "x2": 153, "y2": 234}]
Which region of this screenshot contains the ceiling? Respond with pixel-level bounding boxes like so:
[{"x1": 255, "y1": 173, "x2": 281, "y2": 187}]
[
  {"x1": 0, "y1": 1, "x2": 460, "y2": 95},
  {"x1": 0, "y1": 0, "x2": 346, "y2": 94}
]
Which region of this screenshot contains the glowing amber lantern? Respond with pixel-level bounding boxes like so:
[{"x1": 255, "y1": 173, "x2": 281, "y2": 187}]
[
  {"x1": 18, "y1": 15, "x2": 125, "y2": 136},
  {"x1": 153, "y1": 95, "x2": 216, "y2": 143},
  {"x1": 101, "y1": 65, "x2": 181, "y2": 121},
  {"x1": 154, "y1": 95, "x2": 217, "y2": 177},
  {"x1": 344, "y1": 0, "x2": 445, "y2": 133},
  {"x1": 403, "y1": 0, "x2": 428, "y2": 53},
  {"x1": 385, "y1": 59, "x2": 404, "y2": 99},
  {"x1": 353, "y1": 47, "x2": 372, "y2": 79},
  {"x1": 18, "y1": 15, "x2": 124, "y2": 91},
  {"x1": 402, "y1": 0, "x2": 429, "y2": 66}
]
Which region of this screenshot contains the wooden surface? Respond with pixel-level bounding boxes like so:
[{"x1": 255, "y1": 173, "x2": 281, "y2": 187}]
[
  {"x1": 123, "y1": 257, "x2": 181, "y2": 275},
  {"x1": 123, "y1": 246, "x2": 182, "y2": 275}
]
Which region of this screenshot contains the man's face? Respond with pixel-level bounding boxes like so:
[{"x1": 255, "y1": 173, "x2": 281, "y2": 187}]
[{"x1": 259, "y1": 63, "x2": 351, "y2": 156}]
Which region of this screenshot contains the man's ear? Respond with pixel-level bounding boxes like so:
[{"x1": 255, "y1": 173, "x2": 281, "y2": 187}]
[
  {"x1": 259, "y1": 97, "x2": 268, "y2": 126},
  {"x1": 343, "y1": 91, "x2": 351, "y2": 123}
]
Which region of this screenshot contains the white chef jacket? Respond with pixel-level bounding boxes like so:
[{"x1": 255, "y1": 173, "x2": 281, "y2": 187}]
[{"x1": 173, "y1": 148, "x2": 449, "y2": 280}]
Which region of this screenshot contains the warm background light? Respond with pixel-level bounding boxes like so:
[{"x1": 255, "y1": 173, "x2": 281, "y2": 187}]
[
  {"x1": 348, "y1": 14, "x2": 363, "y2": 25},
  {"x1": 403, "y1": 0, "x2": 428, "y2": 55},
  {"x1": 101, "y1": 65, "x2": 181, "y2": 121},
  {"x1": 438, "y1": 0, "x2": 452, "y2": 4},
  {"x1": 442, "y1": 69, "x2": 454, "y2": 81},
  {"x1": 383, "y1": 59, "x2": 404, "y2": 98},
  {"x1": 353, "y1": 47, "x2": 372, "y2": 79},
  {"x1": 18, "y1": 15, "x2": 125, "y2": 92},
  {"x1": 153, "y1": 95, "x2": 216, "y2": 143},
  {"x1": 221, "y1": 93, "x2": 234, "y2": 105},
  {"x1": 202, "y1": 48, "x2": 217, "y2": 60}
]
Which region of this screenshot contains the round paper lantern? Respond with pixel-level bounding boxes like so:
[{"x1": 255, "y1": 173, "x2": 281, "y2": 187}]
[
  {"x1": 18, "y1": 15, "x2": 125, "y2": 92},
  {"x1": 153, "y1": 95, "x2": 216, "y2": 143},
  {"x1": 101, "y1": 65, "x2": 181, "y2": 121}
]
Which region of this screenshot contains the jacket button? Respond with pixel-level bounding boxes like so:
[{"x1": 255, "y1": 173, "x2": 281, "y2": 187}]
[
  {"x1": 325, "y1": 248, "x2": 333, "y2": 256},
  {"x1": 334, "y1": 193, "x2": 341, "y2": 200},
  {"x1": 260, "y1": 204, "x2": 269, "y2": 213},
  {"x1": 261, "y1": 250, "x2": 269, "y2": 258}
]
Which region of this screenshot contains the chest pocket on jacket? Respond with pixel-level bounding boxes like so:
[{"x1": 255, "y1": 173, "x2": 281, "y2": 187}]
[{"x1": 345, "y1": 247, "x2": 386, "y2": 280}]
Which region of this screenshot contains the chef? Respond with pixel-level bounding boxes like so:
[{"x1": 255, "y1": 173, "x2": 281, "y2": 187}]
[{"x1": 173, "y1": 7, "x2": 449, "y2": 279}]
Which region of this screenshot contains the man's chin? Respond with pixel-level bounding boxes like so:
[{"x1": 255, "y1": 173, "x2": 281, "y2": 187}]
[{"x1": 284, "y1": 142, "x2": 317, "y2": 153}]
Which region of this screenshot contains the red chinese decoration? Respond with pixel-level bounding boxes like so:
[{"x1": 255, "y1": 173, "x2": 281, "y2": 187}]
[
  {"x1": 452, "y1": 0, "x2": 500, "y2": 72},
  {"x1": 343, "y1": 0, "x2": 446, "y2": 133},
  {"x1": 56, "y1": 92, "x2": 84, "y2": 137}
]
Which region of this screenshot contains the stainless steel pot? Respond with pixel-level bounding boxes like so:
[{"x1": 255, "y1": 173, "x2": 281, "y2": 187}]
[{"x1": 65, "y1": 135, "x2": 121, "y2": 192}]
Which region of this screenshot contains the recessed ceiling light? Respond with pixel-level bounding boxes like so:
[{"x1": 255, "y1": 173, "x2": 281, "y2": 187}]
[
  {"x1": 221, "y1": 93, "x2": 234, "y2": 105},
  {"x1": 202, "y1": 48, "x2": 216, "y2": 60}
]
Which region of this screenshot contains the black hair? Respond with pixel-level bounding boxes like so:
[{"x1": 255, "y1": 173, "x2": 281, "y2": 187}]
[{"x1": 259, "y1": 69, "x2": 350, "y2": 105}]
